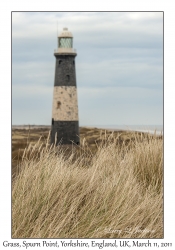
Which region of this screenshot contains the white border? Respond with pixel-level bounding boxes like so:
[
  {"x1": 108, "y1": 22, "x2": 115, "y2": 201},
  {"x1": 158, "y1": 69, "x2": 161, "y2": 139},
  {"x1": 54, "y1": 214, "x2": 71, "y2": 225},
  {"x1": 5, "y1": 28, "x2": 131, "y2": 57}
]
[{"x1": 1, "y1": 1, "x2": 175, "y2": 249}]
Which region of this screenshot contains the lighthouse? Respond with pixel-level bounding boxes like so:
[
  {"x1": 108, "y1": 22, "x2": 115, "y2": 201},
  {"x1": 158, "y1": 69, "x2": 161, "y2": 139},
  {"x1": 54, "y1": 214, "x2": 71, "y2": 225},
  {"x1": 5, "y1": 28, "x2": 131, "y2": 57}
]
[{"x1": 51, "y1": 28, "x2": 79, "y2": 145}]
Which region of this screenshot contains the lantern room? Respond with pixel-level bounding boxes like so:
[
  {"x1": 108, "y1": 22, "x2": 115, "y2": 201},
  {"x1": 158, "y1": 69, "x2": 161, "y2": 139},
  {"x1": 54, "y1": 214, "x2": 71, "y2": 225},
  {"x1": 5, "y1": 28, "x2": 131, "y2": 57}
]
[
  {"x1": 58, "y1": 27, "x2": 73, "y2": 48},
  {"x1": 54, "y1": 27, "x2": 76, "y2": 55}
]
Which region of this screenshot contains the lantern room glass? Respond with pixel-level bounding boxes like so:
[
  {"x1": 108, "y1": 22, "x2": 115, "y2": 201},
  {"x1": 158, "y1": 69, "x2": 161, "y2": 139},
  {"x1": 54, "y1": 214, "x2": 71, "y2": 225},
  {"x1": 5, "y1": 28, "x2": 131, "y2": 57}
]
[{"x1": 58, "y1": 38, "x2": 73, "y2": 48}]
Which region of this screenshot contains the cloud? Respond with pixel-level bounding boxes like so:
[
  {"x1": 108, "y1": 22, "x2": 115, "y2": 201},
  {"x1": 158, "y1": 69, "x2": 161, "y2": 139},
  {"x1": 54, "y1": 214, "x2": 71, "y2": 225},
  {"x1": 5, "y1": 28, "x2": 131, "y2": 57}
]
[
  {"x1": 12, "y1": 12, "x2": 163, "y2": 125},
  {"x1": 77, "y1": 55, "x2": 162, "y2": 89}
]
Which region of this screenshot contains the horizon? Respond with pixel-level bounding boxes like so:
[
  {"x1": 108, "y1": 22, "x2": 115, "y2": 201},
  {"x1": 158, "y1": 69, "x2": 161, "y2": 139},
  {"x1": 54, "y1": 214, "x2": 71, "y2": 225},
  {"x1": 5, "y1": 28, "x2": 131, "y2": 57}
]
[{"x1": 12, "y1": 124, "x2": 163, "y2": 127}]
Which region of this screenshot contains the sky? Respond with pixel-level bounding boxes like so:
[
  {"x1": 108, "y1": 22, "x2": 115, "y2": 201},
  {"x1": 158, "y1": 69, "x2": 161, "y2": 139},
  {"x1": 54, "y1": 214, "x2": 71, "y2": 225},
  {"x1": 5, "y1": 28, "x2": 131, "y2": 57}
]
[{"x1": 12, "y1": 12, "x2": 163, "y2": 126}]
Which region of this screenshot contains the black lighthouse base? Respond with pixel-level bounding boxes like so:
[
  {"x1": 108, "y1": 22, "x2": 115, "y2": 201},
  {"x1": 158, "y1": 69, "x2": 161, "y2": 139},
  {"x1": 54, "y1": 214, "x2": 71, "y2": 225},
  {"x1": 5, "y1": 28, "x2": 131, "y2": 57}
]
[{"x1": 51, "y1": 120, "x2": 79, "y2": 145}]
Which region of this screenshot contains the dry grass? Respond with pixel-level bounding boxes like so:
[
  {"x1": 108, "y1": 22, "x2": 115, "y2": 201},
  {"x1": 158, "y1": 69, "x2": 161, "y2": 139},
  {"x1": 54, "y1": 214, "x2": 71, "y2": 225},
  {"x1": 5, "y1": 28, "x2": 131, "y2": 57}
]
[{"x1": 12, "y1": 131, "x2": 163, "y2": 238}]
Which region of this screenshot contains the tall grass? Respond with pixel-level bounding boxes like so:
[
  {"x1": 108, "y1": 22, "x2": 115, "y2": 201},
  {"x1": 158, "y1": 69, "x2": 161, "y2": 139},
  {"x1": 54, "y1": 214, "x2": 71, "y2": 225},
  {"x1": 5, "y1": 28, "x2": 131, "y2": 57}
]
[{"x1": 12, "y1": 132, "x2": 163, "y2": 238}]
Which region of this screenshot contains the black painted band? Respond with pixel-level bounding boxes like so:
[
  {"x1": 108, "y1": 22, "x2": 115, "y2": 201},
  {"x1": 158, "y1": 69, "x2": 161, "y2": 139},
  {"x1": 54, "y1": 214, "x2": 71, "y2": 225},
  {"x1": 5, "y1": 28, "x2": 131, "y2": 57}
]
[
  {"x1": 50, "y1": 120, "x2": 79, "y2": 145},
  {"x1": 54, "y1": 55, "x2": 77, "y2": 87}
]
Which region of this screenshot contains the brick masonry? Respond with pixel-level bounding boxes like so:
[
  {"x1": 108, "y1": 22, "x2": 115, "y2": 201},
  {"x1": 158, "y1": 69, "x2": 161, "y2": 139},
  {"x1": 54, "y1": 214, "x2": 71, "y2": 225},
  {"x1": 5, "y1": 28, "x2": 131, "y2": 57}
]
[
  {"x1": 52, "y1": 86, "x2": 78, "y2": 121},
  {"x1": 51, "y1": 120, "x2": 79, "y2": 145},
  {"x1": 51, "y1": 53, "x2": 79, "y2": 145},
  {"x1": 54, "y1": 55, "x2": 77, "y2": 87}
]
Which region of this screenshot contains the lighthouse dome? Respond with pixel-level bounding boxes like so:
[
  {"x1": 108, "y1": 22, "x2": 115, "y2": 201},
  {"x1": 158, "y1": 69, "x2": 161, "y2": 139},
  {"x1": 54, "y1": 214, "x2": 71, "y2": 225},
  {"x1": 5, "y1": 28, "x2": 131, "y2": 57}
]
[{"x1": 58, "y1": 28, "x2": 73, "y2": 38}]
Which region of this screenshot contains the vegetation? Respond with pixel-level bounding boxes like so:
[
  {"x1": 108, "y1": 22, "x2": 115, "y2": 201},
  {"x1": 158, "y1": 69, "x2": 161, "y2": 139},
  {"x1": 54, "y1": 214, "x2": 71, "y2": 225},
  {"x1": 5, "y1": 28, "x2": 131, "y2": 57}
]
[{"x1": 12, "y1": 127, "x2": 163, "y2": 238}]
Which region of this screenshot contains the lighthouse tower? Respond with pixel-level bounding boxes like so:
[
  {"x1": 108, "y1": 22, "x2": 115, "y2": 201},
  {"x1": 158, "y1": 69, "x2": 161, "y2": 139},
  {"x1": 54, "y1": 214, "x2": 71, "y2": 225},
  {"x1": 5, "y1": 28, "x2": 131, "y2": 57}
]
[{"x1": 51, "y1": 28, "x2": 79, "y2": 145}]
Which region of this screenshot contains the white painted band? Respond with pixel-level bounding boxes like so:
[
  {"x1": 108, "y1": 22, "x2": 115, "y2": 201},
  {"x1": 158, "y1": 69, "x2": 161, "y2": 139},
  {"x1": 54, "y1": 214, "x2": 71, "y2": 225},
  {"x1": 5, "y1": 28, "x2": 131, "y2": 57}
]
[{"x1": 52, "y1": 86, "x2": 79, "y2": 121}]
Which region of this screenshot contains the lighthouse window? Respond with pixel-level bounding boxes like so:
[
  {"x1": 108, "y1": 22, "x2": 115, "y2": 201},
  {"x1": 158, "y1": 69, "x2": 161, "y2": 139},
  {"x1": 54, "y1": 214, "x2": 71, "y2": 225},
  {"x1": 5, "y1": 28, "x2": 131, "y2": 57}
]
[
  {"x1": 66, "y1": 75, "x2": 70, "y2": 81},
  {"x1": 59, "y1": 38, "x2": 73, "y2": 48},
  {"x1": 73, "y1": 60, "x2": 75, "y2": 65},
  {"x1": 57, "y1": 101, "x2": 61, "y2": 109},
  {"x1": 59, "y1": 60, "x2": 62, "y2": 65}
]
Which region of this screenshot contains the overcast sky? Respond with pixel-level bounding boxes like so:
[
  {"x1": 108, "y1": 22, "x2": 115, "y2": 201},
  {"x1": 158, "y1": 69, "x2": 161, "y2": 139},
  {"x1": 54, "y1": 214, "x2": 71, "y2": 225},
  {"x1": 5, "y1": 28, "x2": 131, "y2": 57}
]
[{"x1": 12, "y1": 12, "x2": 163, "y2": 126}]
